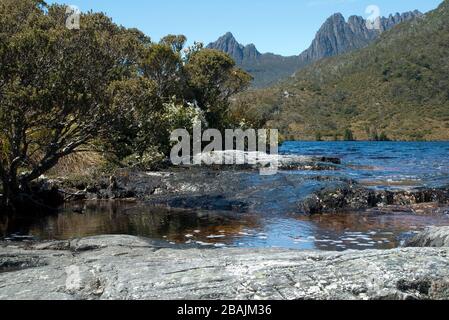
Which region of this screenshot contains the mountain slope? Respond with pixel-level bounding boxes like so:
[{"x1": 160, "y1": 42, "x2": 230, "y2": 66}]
[
  {"x1": 208, "y1": 10, "x2": 421, "y2": 88},
  {"x1": 232, "y1": 1, "x2": 449, "y2": 141}
]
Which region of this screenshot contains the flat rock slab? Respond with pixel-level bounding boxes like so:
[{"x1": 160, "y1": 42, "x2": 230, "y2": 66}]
[
  {"x1": 1, "y1": 234, "x2": 449, "y2": 300},
  {"x1": 406, "y1": 226, "x2": 449, "y2": 248}
]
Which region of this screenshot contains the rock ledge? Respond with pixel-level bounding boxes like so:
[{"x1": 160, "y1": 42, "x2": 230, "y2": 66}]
[{"x1": 1, "y1": 229, "x2": 449, "y2": 300}]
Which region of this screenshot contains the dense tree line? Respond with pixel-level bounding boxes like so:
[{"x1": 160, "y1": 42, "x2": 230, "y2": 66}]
[{"x1": 0, "y1": 0, "x2": 252, "y2": 212}]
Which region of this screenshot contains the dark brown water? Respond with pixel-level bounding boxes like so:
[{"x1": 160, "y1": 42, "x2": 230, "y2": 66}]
[{"x1": 2, "y1": 201, "x2": 449, "y2": 251}]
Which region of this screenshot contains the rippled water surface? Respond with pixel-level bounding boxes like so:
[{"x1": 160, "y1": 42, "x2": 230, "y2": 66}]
[
  {"x1": 2, "y1": 142, "x2": 449, "y2": 251},
  {"x1": 281, "y1": 141, "x2": 449, "y2": 189}
]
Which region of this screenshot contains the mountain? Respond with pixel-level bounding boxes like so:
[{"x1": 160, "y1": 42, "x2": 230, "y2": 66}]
[
  {"x1": 207, "y1": 32, "x2": 261, "y2": 64},
  {"x1": 297, "y1": 11, "x2": 422, "y2": 66},
  {"x1": 207, "y1": 33, "x2": 302, "y2": 88},
  {"x1": 231, "y1": 1, "x2": 449, "y2": 141},
  {"x1": 208, "y1": 10, "x2": 422, "y2": 88}
]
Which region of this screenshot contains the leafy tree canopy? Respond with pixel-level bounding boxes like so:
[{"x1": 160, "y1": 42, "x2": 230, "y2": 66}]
[{"x1": 0, "y1": 0, "x2": 251, "y2": 212}]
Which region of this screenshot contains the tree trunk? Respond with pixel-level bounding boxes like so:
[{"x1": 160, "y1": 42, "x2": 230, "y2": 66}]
[{"x1": 1, "y1": 175, "x2": 20, "y2": 214}]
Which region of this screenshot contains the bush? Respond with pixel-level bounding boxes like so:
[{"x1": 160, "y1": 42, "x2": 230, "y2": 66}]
[{"x1": 343, "y1": 129, "x2": 355, "y2": 141}]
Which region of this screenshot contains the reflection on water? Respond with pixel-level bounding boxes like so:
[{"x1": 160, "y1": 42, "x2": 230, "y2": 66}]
[
  {"x1": 2, "y1": 201, "x2": 449, "y2": 251},
  {"x1": 294, "y1": 213, "x2": 449, "y2": 250},
  {"x1": 0, "y1": 202, "x2": 261, "y2": 246}
]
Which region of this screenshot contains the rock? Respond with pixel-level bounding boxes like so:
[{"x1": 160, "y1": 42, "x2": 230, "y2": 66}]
[
  {"x1": 187, "y1": 151, "x2": 342, "y2": 171},
  {"x1": 299, "y1": 183, "x2": 449, "y2": 214},
  {"x1": 405, "y1": 227, "x2": 449, "y2": 248},
  {"x1": 68, "y1": 234, "x2": 167, "y2": 251},
  {"x1": 1, "y1": 235, "x2": 449, "y2": 300},
  {"x1": 52, "y1": 165, "x2": 449, "y2": 215},
  {"x1": 29, "y1": 164, "x2": 449, "y2": 216},
  {"x1": 52, "y1": 155, "x2": 345, "y2": 213}
]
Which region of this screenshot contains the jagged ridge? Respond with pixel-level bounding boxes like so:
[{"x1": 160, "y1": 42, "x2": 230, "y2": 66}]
[
  {"x1": 298, "y1": 10, "x2": 422, "y2": 65},
  {"x1": 207, "y1": 10, "x2": 422, "y2": 88}
]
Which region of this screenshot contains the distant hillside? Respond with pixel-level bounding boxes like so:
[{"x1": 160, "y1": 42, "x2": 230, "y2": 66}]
[
  {"x1": 231, "y1": 1, "x2": 449, "y2": 141},
  {"x1": 208, "y1": 10, "x2": 421, "y2": 88}
]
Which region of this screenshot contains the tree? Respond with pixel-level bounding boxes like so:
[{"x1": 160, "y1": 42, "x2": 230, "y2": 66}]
[
  {"x1": 160, "y1": 34, "x2": 187, "y2": 53},
  {"x1": 141, "y1": 43, "x2": 184, "y2": 99},
  {"x1": 106, "y1": 78, "x2": 163, "y2": 160},
  {"x1": 111, "y1": 47, "x2": 252, "y2": 162},
  {"x1": 0, "y1": 1, "x2": 254, "y2": 213},
  {"x1": 0, "y1": 1, "x2": 142, "y2": 211},
  {"x1": 378, "y1": 132, "x2": 390, "y2": 141},
  {"x1": 343, "y1": 129, "x2": 355, "y2": 141},
  {"x1": 185, "y1": 49, "x2": 252, "y2": 129}
]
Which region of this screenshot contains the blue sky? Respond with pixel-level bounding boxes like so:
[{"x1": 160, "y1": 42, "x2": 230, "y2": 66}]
[{"x1": 48, "y1": 0, "x2": 442, "y2": 56}]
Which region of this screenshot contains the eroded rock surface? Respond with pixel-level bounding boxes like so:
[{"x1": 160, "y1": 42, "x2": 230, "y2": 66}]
[
  {"x1": 406, "y1": 226, "x2": 449, "y2": 248},
  {"x1": 1, "y1": 232, "x2": 449, "y2": 300},
  {"x1": 300, "y1": 183, "x2": 449, "y2": 214}
]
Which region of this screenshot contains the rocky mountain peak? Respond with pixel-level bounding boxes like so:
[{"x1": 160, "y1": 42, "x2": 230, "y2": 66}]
[
  {"x1": 207, "y1": 32, "x2": 261, "y2": 64},
  {"x1": 298, "y1": 10, "x2": 422, "y2": 65},
  {"x1": 328, "y1": 12, "x2": 346, "y2": 23},
  {"x1": 207, "y1": 32, "x2": 244, "y2": 62}
]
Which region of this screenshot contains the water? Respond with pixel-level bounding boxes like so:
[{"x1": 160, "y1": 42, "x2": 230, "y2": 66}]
[
  {"x1": 281, "y1": 141, "x2": 449, "y2": 189},
  {"x1": 1, "y1": 142, "x2": 449, "y2": 251},
  {"x1": 2, "y1": 202, "x2": 448, "y2": 251}
]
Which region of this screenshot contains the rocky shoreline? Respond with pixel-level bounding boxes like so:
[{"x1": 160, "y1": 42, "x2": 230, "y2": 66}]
[
  {"x1": 51, "y1": 166, "x2": 449, "y2": 216},
  {"x1": 1, "y1": 227, "x2": 449, "y2": 300},
  {"x1": 11, "y1": 152, "x2": 443, "y2": 217}
]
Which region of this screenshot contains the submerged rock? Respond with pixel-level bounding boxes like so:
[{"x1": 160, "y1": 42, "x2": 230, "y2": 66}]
[{"x1": 1, "y1": 233, "x2": 449, "y2": 300}]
